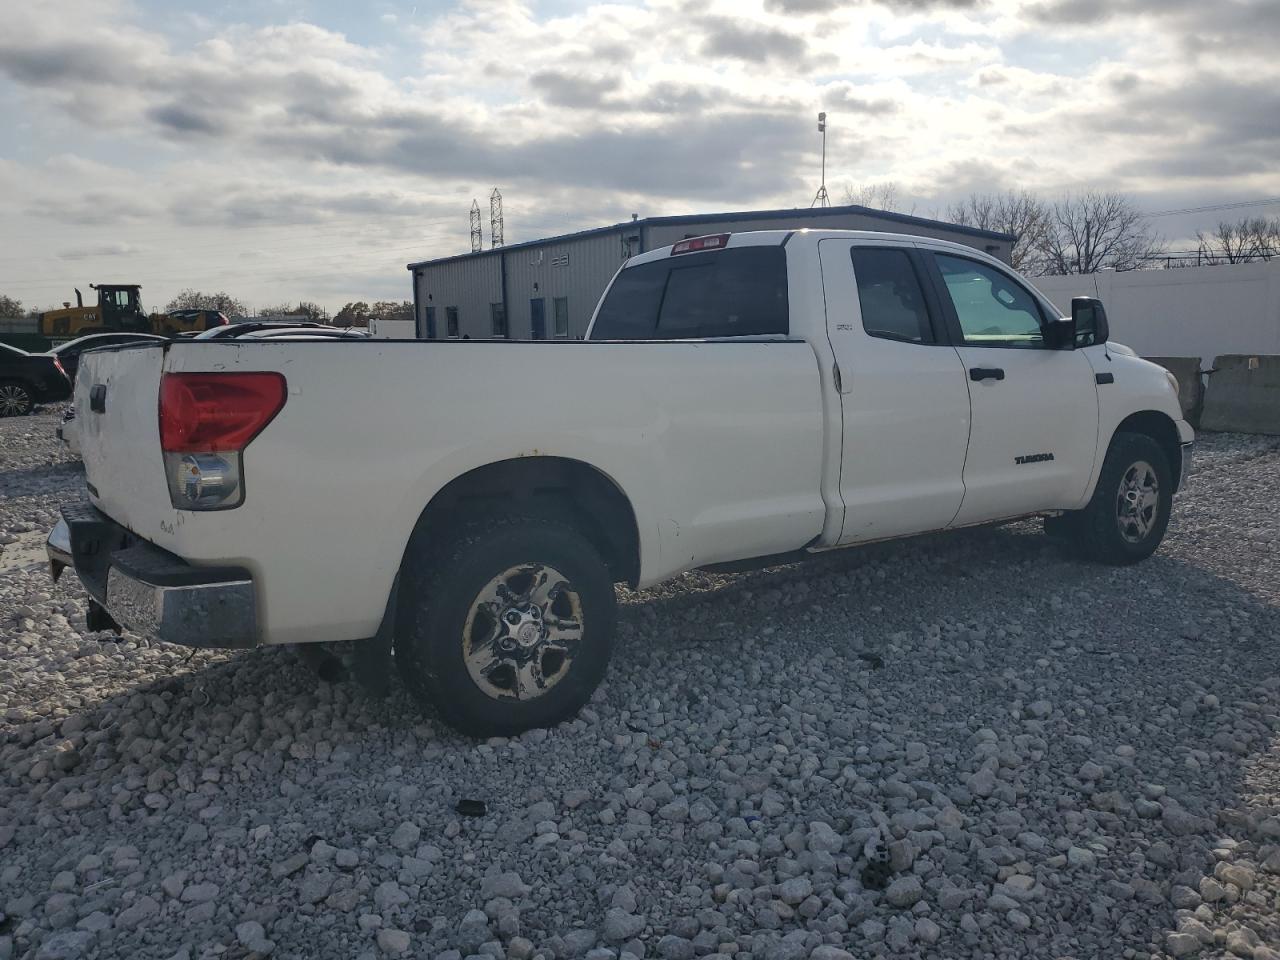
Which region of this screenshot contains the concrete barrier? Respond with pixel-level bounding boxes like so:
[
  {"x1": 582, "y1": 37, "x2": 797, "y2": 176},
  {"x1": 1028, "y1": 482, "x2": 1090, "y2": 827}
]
[
  {"x1": 1144, "y1": 357, "x2": 1204, "y2": 426},
  {"x1": 1200, "y1": 355, "x2": 1280, "y2": 435}
]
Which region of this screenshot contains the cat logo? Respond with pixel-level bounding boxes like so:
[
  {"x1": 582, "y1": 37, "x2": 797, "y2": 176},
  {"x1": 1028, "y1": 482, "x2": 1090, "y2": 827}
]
[{"x1": 1015, "y1": 452, "x2": 1055, "y2": 465}]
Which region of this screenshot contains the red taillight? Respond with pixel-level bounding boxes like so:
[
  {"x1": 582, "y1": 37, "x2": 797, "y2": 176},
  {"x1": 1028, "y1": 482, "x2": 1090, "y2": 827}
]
[
  {"x1": 53, "y1": 357, "x2": 67, "y2": 378},
  {"x1": 160, "y1": 372, "x2": 287, "y2": 453},
  {"x1": 671, "y1": 234, "x2": 730, "y2": 255}
]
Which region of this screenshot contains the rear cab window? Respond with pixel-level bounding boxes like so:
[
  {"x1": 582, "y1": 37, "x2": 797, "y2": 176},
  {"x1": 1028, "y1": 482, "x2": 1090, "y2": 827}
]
[{"x1": 590, "y1": 246, "x2": 788, "y2": 340}]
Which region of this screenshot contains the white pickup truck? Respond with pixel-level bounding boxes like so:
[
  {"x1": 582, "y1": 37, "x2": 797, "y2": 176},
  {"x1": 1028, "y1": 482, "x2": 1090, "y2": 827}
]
[{"x1": 47, "y1": 229, "x2": 1193, "y2": 735}]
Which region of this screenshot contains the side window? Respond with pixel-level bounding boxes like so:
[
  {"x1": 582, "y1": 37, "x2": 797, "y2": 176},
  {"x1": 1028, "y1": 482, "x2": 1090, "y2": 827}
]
[
  {"x1": 489, "y1": 302, "x2": 507, "y2": 338},
  {"x1": 446, "y1": 307, "x2": 459, "y2": 338},
  {"x1": 850, "y1": 248, "x2": 934, "y2": 344},
  {"x1": 935, "y1": 254, "x2": 1045, "y2": 348}
]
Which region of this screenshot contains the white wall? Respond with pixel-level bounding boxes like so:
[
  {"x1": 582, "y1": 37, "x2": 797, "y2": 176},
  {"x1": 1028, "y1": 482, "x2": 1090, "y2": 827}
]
[{"x1": 1032, "y1": 260, "x2": 1280, "y2": 366}]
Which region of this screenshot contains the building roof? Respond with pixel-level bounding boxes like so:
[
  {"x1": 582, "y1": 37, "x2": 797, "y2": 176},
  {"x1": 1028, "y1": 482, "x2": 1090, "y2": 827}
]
[{"x1": 405, "y1": 203, "x2": 1017, "y2": 271}]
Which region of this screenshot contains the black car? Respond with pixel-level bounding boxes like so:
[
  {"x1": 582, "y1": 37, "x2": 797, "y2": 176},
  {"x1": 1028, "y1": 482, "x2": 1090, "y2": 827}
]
[
  {"x1": 48, "y1": 332, "x2": 167, "y2": 384},
  {"x1": 193, "y1": 320, "x2": 332, "y2": 340},
  {"x1": 0, "y1": 343, "x2": 72, "y2": 416}
]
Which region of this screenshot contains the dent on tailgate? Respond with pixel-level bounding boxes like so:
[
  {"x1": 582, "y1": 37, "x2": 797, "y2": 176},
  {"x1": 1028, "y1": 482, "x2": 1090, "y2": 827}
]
[{"x1": 78, "y1": 344, "x2": 173, "y2": 538}]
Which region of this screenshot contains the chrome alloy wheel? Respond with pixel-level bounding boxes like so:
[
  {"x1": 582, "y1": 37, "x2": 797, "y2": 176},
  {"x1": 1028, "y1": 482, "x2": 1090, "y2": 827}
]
[
  {"x1": 1116, "y1": 459, "x2": 1159, "y2": 544},
  {"x1": 0, "y1": 383, "x2": 32, "y2": 416},
  {"x1": 462, "y1": 563, "x2": 584, "y2": 701}
]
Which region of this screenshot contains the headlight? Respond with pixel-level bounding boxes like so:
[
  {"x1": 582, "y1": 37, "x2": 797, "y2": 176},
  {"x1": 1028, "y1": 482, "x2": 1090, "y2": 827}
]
[{"x1": 1164, "y1": 369, "x2": 1180, "y2": 395}]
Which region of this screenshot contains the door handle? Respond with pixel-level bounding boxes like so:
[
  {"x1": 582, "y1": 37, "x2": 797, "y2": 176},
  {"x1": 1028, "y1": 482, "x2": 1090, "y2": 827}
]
[{"x1": 969, "y1": 367, "x2": 1005, "y2": 382}]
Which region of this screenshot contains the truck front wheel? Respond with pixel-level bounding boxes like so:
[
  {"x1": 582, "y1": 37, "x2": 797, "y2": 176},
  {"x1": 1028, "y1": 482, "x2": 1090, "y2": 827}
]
[
  {"x1": 1050, "y1": 432, "x2": 1173, "y2": 565},
  {"x1": 395, "y1": 515, "x2": 617, "y2": 737}
]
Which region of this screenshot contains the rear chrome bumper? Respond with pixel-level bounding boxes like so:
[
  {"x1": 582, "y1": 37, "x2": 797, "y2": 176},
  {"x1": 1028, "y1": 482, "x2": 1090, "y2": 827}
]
[{"x1": 47, "y1": 503, "x2": 257, "y2": 649}]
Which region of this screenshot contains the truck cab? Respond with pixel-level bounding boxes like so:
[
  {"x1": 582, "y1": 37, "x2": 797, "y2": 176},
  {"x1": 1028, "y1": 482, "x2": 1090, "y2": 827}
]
[{"x1": 588, "y1": 229, "x2": 1191, "y2": 549}]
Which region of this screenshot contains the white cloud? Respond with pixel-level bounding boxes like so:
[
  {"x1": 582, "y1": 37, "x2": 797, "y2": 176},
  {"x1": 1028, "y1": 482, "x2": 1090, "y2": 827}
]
[{"x1": 0, "y1": 0, "x2": 1275, "y2": 311}]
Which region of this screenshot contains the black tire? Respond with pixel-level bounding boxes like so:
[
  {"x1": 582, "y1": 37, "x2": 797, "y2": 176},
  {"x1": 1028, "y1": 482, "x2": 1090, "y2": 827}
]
[
  {"x1": 1058, "y1": 432, "x2": 1173, "y2": 565},
  {"x1": 395, "y1": 514, "x2": 617, "y2": 737},
  {"x1": 0, "y1": 380, "x2": 34, "y2": 417}
]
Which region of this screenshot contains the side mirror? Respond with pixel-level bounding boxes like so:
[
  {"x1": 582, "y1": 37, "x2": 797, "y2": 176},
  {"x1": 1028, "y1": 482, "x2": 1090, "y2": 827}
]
[
  {"x1": 1071, "y1": 297, "x2": 1109, "y2": 347},
  {"x1": 1042, "y1": 314, "x2": 1077, "y2": 350}
]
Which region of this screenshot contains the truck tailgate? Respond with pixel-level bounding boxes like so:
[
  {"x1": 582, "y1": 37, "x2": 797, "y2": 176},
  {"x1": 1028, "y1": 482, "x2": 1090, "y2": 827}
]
[{"x1": 77, "y1": 343, "x2": 170, "y2": 535}]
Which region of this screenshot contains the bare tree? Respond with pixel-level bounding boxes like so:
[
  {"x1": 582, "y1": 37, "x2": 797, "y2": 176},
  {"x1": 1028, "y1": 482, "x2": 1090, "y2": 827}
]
[
  {"x1": 0, "y1": 294, "x2": 22, "y2": 318},
  {"x1": 843, "y1": 181, "x2": 900, "y2": 212},
  {"x1": 1196, "y1": 217, "x2": 1280, "y2": 264},
  {"x1": 166, "y1": 289, "x2": 247, "y2": 317},
  {"x1": 946, "y1": 191, "x2": 1049, "y2": 272},
  {"x1": 1034, "y1": 191, "x2": 1163, "y2": 274}
]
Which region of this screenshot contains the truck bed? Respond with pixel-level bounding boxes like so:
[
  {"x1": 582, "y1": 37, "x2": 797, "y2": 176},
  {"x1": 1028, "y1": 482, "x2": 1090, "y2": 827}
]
[{"x1": 76, "y1": 338, "x2": 828, "y2": 645}]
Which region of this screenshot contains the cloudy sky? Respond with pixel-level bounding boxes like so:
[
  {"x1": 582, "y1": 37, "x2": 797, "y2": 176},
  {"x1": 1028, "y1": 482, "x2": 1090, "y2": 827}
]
[{"x1": 1, "y1": 0, "x2": 1277, "y2": 314}]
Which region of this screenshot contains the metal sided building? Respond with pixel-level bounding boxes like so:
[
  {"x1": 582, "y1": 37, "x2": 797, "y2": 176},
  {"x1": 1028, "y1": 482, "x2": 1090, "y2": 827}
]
[{"x1": 406, "y1": 204, "x2": 1015, "y2": 341}]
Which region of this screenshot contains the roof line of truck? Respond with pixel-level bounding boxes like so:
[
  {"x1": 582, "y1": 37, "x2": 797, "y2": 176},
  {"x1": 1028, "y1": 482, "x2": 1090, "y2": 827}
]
[{"x1": 405, "y1": 204, "x2": 1017, "y2": 271}]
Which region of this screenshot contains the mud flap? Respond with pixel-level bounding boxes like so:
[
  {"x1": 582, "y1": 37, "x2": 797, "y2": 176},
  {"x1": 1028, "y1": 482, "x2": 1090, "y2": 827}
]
[{"x1": 352, "y1": 575, "x2": 398, "y2": 698}]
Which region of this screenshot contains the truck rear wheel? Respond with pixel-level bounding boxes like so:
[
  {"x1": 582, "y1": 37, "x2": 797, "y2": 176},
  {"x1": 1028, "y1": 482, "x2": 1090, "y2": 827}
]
[
  {"x1": 395, "y1": 514, "x2": 616, "y2": 737},
  {"x1": 1052, "y1": 432, "x2": 1172, "y2": 565}
]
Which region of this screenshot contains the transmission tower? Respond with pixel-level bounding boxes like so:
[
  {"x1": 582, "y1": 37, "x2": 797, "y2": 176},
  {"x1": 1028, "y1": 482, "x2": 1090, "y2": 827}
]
[
  {"x1": 490, "y1": 188, "x2": 504, "y2": 248},
  {"x1": 810, "y1": 112, "x2": 830, "y2": 209},
  {"x1": 469, "y1": 200, "x2": 483, "y2": 253}
]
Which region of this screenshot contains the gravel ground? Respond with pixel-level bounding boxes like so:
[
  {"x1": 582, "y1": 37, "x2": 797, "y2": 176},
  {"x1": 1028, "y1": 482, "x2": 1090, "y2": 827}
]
[{"x1": 3, "y1": 408, "x2": 1280, "y2": 960}]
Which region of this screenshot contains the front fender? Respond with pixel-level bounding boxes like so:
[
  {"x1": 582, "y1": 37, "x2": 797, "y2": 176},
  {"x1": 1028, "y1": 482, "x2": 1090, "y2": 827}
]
[{"x1": 1082, "y1": 350, "x2": 1192, "y2": 504}]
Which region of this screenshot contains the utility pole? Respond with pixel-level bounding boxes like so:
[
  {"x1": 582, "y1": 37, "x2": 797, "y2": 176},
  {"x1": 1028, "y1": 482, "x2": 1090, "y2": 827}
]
[{"x1": 810, "y1": 112, "x2": 830, "y2": 209}]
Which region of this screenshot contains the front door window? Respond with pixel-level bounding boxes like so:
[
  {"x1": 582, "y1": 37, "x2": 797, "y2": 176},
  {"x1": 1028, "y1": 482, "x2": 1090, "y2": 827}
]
[{"x1": 934, "y1": 254, "x2": 1045, "y2": 348}]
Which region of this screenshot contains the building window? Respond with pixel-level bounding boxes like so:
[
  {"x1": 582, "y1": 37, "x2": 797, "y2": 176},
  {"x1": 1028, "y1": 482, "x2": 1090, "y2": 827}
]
[
  {"x1": 490, "y1": 302, "x2": 508, "y2": 338},
  {"x1": 425, "y1": 306, "x2": 437, "y2": 339},
  {"x1": 553, "y1": 297, "x2": 569, "y2": 338},
  {"x1": 446, "y1": 306, "x2": 459, "y2": 338}
]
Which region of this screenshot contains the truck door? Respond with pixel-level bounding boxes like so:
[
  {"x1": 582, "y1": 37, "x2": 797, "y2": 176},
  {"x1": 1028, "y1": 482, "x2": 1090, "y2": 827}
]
[
  {"x1": 922, "y1": 250, "x2": 1099, "y2": 525},
  {"x1": 818, "y1": 240, "x2": 972, "y2": 543}
]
